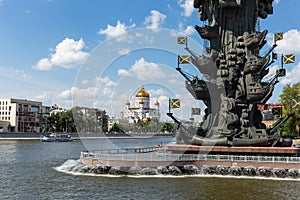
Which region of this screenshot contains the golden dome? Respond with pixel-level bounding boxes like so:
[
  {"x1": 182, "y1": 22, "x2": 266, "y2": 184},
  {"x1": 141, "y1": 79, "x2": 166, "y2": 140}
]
[
  {"x1": 136, "y1": 86, "x2": 150, "y2": 98},
  {"x1": 139, "y1": 99, "x2": 145, "y2": 104},
  {"x1": 155, "y1": 99, "x2": 159, "y2": 105},
  {"x1": 125, "y1": 100, "x2": 130, "y2": 105}
]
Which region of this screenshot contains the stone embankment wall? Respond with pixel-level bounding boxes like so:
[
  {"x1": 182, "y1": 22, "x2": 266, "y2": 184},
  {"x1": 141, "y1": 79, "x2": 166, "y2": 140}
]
[{"x1": 77, "y1": 158, "x2": 300, "y2": 178}]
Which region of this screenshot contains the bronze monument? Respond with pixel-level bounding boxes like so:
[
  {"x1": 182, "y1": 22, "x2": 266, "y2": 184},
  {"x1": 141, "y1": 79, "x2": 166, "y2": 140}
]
[{"x1": 171, "y1": 0, "x2": 292, "y2": 147}]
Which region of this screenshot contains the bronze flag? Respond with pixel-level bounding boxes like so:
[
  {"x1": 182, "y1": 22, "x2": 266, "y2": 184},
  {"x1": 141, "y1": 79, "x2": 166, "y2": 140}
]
[
  {"x1": 170, "y1": 99, "x2": 180, "y2": 109},
  {"x1": 178, "y1": 55, "x2": 191, "y2": 64},
  {"x1": 283, "y1": 54, "x2": 295, "y2": 64},
  {"x1": 177, "y1": 37, "x2": 186, "y2": 44}
]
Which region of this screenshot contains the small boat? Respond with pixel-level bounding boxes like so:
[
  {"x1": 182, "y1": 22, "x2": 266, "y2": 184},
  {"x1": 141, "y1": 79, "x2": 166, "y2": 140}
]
[{"x1": 40, "y1": 133, "x2": 72, "y2": 142}]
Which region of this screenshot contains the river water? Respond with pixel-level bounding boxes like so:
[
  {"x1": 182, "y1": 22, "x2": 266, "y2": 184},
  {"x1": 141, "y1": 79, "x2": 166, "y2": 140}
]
[{"x1": 1, "y1": 137, "x2": 300, "y2": 200}]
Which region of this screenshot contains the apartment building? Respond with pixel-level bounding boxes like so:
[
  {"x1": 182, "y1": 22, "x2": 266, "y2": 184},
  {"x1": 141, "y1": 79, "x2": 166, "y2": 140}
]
[{"x1": 0, "y1": 98, "x2": 50, "y2": 132}]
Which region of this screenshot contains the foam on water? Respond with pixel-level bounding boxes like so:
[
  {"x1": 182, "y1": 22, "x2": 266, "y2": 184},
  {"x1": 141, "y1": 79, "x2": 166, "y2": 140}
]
[{"x1": 54, "y1": 159, "x2": 300, "y2": 181}]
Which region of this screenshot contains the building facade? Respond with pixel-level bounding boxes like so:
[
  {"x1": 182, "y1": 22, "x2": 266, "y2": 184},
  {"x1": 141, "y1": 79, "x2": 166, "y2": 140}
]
[
  {"x1": 125, "y1": 86, "x2": 160, "y2": 123},
  {"x1": 73, "y1": 107, "x2": 108, "y2": 133},
  {"x1": 0, "y1": 98, "x2": 50, "y2": 132}
]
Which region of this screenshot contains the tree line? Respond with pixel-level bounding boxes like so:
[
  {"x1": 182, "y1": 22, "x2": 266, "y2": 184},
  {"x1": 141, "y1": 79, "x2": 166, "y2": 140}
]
[{"x1": 278, "y1": 82, "x2": 300, "y2": 138}]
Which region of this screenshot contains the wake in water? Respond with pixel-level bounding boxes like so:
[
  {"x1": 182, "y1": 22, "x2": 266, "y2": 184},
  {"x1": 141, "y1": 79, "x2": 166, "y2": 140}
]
[{"x1": 54, "y1": 159, "x2": 300, "y2": 181}]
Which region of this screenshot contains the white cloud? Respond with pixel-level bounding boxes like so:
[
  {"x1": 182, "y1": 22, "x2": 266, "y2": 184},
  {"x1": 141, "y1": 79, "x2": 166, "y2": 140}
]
[
  {"x1": 0, "y1": 66, "x2": 31, "y2": 80},
  {"x1": 149, "y1": 88, "x2": 165, "y2": 96},
  {"x1": 35, "y1": 92, "x2": 49, "y2": 101},
  {"x1": 51, "y1": 38, "x2": 89, "y2": 69},
  {"x1": 57, "y1": 88, "x2": 73, "y2": 100},
  {"x1": 274, "y1": 0, "x2": 280, "y2": 4},
  {"x1": 32, "y1": 58, "x2": 53, "y2": 71},
  {"x1": 262, "y1": 65, "x2": 278, "y2": 81},
  {"x1": 14, "y1": 68, "x2": 31, "y2": 80},
  {"x1": 144, "y1": 10, "x2": 166, "y2": 32},
  {"x1": 280, "y1": 62, "x2": 300, "y2": 85},
  {"x1": 120, "y1": 58, "x2": 166, "y2": 81},
  {"x1": 97, "y1": 21, "x2": 135, "y2": 42},
  {"x1": 32, "y1": 38, "x2": 89, "y2": 70},
  {"x1": 57, "y1": 86, "x2": 97, "y2": 100},
  {"x1": 179, "y1": 0, "x2": 194, "y2": 17},
  {"x1": 117, "y1": 48, "x2": 130, "y2": 55},
  {"x1": 178, "y1": 25, "x2": 195, "y2": 36},
  {"x1": 95, "y1": 76, "x2": 117, "y2": 87},
  {"x1": 274, "y1": 29, "x2": 300, "y2": 54},
  {"x1": 56, "y1": 76, "x2": 117, "y2": 109},
  {"x1": 168, "y1": 78, "x2": 183, "y2": 85},
  {"x1": 118, "y1": 69, "x2": 132, "y2": 77}
]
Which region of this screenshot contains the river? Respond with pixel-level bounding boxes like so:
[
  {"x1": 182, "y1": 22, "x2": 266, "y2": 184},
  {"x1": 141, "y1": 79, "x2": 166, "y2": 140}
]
[{"x1": 1, "y1": 137, "x2": 300, "y2": 199}]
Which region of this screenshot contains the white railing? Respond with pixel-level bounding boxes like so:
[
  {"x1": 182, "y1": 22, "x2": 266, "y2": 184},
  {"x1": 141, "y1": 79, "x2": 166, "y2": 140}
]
[{"x1": 80, "y1": 149, "x2": 300, "y2": 164}]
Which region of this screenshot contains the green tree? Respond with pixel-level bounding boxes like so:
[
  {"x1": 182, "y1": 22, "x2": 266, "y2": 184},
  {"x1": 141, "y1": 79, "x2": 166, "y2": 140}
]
[
  {"x1": 280, "y1": 83, "x2": 300, "y2": 138},
  {"x1": 161, "y1": 122, "x2": 177, "y2": 133},
  {"x1": 110, "y1": 123, "x2": 124, "y2": 133}
]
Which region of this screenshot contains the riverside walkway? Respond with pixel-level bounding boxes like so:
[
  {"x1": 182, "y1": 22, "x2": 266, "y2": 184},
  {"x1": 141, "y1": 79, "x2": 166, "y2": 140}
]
[{"x1": 80, "y1": 146, "x2": 300, "y2": 169}]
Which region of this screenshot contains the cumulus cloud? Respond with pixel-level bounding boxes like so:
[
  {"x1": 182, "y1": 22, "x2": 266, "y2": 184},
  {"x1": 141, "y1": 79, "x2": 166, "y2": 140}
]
[
  {"x1": 262, "y1": 65, "x2": 279, "y2": 81},
  {"x1": 32, "y1": 58, "x2": 52, "y2": 71},
  {"x1": 144, "y1": 10, "x2": 166, "y2": 32},
  {"x1": 168, "y1": 78, "x2": 183, "y2": 85},
  {"x1": 149, "y1": 88, "x2": 165, "y2": 96},
  {"x1": 118, "y1": 58, "x2": 166, "y2": 81},
  {"x1": 35, "y1": 92, "x2": 49, "y2": 101},
  {"x1": 117, "y1": 48, "x2": 130, "y2": 55},
  {"x1": 32, "y1": 38, "x2": 89, "y2": 70},
  {"x1": 56, "y1": 76, "x2": 117, "y2": 109},
  {"x1": 275, "y1": 29, "x2": 300, "y2": 55},
  {"x1": 118, "y1": 69, "x2": 132, "y2": 76},
  {"x1": 274, "y1": 0, "x2": 280, "y2": 4},
  {"x1": 179, "y1": 0, "x2": 194, "y2": 17},
  {"x1": 176, "y1": 23, "x2": 195, "y2": 36},
  {"x1": 57, "y1": 86, "x2": 97, "y2": 100},
  {"x1": 280, "y1": 62, "x2": 300, "y2": 85},
  {"x1": 95, "y1": 76, "x2": 117, "y2": 88},
  {"x1": 97, "y1": 21, "x2": 135, "y2": 42}
]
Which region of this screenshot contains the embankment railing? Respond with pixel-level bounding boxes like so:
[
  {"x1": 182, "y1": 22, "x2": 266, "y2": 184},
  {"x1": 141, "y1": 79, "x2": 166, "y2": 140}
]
[{"x1": 80, "y1": 148, "x2": 300, "y2": 164}]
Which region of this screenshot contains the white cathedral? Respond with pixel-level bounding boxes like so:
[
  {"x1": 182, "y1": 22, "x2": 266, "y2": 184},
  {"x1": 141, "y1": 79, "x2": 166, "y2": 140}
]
[{"x1": 125, "y1": 86, "x2": 160, "y2": 123}]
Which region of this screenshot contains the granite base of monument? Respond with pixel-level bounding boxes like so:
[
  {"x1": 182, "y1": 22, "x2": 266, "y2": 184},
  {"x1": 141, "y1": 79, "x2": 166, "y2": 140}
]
[{"x1": 163, "y1": 144, "x2": 300, "y2": 156}]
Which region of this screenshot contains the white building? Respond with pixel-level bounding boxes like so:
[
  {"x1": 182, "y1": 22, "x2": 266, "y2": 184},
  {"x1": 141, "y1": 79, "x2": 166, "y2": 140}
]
[
  {"x1": 0, "y1": 98, "x2": 50, "y2": 132},
  {"x1": 125, "y1": 86, "x2": 160, "y2": 123},
  {"x1": 107, "y1": 117, "x2": 129, "y2": 132}
]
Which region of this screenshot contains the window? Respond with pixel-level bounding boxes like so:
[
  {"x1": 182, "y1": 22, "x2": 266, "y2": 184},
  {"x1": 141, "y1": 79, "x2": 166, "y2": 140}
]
[
  {"x1": 24, "y1": 105, "x2": 28, "y2": 112},
  {"x1": 31, "y1": 106, "x2": 39, "y2": 113}
]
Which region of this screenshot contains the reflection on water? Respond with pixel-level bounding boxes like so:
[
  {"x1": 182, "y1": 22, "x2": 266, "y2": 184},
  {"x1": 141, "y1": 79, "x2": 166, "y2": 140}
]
[
  {"x1": 0, "y1": 141, "x2": 17, "y2": 163},
  {"x1": 1, "y1": 138, "x2": 300, "y2": 199}
]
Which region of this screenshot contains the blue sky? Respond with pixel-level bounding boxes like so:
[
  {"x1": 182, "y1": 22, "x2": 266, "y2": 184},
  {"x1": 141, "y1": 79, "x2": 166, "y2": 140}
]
[{"x1": 0, "y1": 0, "x2": 299, "y2": 120}]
